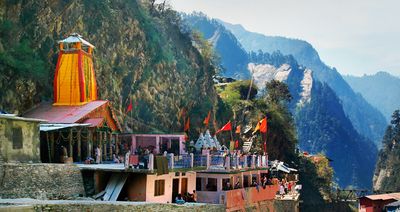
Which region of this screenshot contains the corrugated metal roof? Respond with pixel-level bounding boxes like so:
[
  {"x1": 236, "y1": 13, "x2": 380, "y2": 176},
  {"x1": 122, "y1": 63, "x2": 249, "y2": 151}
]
[
  {"x1": 24, "y1": 100, "x2": 108, "y2": 123},
  {"x1": 364, "y1": 193, "x2": 400, "y2": 201},
  {"x1": 82, "y1": 118, "x2": 104, "y2": 127},
  {"x1": 0, "y1": 114, "x2": 46, "y2": 122},
  {"x1": 40, "y1": 123, "x2": 90, "y2": 132}
]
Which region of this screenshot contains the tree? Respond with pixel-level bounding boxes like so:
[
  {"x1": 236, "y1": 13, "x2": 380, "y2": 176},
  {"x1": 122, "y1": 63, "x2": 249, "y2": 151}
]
[{"x1": 265, "y1": 80, "x2": 292, "y2": 105}]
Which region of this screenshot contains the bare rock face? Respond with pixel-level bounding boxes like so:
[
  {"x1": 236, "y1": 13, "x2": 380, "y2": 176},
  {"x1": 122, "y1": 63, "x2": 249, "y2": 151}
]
[
  {"x1": 0, "y1": 0, "x2": 219, "y2": 134},
  {"x1": 248, "y1": 62, "x2": 313, "y2": 107}
]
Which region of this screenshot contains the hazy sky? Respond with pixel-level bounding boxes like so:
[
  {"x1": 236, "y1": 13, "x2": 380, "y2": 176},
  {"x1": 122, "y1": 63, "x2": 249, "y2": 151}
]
[{"x1": 169, "y1": 0, "x2": 400, "y2": 76}]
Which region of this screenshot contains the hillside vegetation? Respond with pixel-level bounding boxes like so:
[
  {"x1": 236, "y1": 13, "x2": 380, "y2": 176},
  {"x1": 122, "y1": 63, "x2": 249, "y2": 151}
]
[{"x1": 0, "y1": 0, "x2": 222, "y2": 136}]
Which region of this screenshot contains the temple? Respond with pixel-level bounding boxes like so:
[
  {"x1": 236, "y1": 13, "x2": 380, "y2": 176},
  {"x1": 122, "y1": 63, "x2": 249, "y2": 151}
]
[{"x1": 24, "y1": 33, "x2": 121, "y2": 163}]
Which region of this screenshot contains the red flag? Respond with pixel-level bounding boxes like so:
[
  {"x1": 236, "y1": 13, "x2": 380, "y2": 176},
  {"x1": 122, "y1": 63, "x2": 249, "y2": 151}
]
[
  {"x1": 184, "y1": 117, "x2": 190, "y2": 132},
  {"x1": 260, "y1": 117, "x2": 268, "y2": 133},
  {"x1": 203, "y1": 111, "x2": 211, "y2": 126},
  {"x1": 126, "y1": 99, "x2": 133, "y2": 113},
  {"x1": 216, "y1": 121, "x2": 232, "y2": 134},
  {"x1": 235, "y1": 140, "x2": 239, "y2": 149},
  {"x1": 184, "y1": 132, "x2": 189, "y2": 142},
  {"x1": 235, "y1": 125, "x2": 241, "y2": 134}
]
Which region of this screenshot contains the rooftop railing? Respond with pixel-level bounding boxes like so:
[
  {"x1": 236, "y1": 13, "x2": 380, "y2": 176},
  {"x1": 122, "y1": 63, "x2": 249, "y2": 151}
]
[{"x1": 127, "y1": 152, "x2": 268, "y2": 171}]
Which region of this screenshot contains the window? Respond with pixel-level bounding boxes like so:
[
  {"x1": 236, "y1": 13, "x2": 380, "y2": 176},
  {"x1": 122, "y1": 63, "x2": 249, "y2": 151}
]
[
  {"x1": 196, "y1": 177, "x2": 203, "y2": 191},
  {"x1": 154, "y1": 180, "x2": 165, "y2": 196},
  {"x1": 12, "y1": 127, "x2": 23, "y2": 149},
  {"x1": 206, "y1": 178, "x2": 217, "y2": 191}
]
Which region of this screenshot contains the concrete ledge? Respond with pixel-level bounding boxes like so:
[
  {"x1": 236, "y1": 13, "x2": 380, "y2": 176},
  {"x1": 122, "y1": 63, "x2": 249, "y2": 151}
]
[{"x1": 0, "y1": 199, "x2": 225, "y2": 212}]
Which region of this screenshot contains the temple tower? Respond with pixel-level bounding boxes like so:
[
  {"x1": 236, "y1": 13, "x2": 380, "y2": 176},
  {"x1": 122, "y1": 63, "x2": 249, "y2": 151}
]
[{"x1": 53, "y1": 33, "x2": 97, "y2": 105}]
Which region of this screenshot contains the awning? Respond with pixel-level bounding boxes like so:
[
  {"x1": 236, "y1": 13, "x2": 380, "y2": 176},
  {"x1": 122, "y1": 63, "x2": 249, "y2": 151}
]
[{"x1": 40, "y1": 123, "x2": 90, "y2": 132}]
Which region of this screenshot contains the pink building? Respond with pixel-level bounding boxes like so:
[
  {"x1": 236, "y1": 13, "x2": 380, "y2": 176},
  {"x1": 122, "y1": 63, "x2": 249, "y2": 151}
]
[{"x1": 120, "y1": 133, "x2": 186, "y2": 155}]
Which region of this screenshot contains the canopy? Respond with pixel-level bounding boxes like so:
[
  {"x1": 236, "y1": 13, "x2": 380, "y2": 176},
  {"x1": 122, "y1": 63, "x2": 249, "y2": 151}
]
[{"x1": 58, "y1": 33, "x2": 95, "y2": 48}]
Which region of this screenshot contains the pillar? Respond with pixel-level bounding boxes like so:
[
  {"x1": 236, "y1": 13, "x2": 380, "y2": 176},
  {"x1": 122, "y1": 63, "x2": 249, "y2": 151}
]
[
  {"x1": 148, "y1": 153, "x2": 154, "y2": 171},
  {"x1": 87, "y1": 130, "x2": 92, "y2": 158},
  {"x1": 103, "y1": 132, "x2": 107, "y2": 161},
  {"x1": 77, "y1": 129, "x2": 81, "y2": 161},
  {"x1": 69, "y1": 128, "x2": 73, "y2": 158}
]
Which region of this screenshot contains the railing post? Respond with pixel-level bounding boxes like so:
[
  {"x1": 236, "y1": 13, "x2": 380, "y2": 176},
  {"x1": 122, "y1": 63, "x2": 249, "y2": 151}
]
[
  {"x1": 169, "y1": 153, "x2": 174, "y2": 169},
  {"x1": 148, "y1": 153, "x2": 154, "y2": 171},
  {"x1": 190, "y1": 153, "x2": 194, "y2": 168},
  {"x1": 206, "y1": 153, "x2": 210, "y2": 169},
  {"x1": 226, "y1": 156, "x2": 231, "y2": 171},
  {"x1": 251, "y1": 154, "x2": 256, "y2": 169},
  {"x1": 244, "y1": 155, "x2": 248, "y2": 168},
  {"x1": 266, "y1": 154, "x2": 269, "y2": 168},
  {"x1": 236, "y1": 155, "x2": 240, "y2": 169}
]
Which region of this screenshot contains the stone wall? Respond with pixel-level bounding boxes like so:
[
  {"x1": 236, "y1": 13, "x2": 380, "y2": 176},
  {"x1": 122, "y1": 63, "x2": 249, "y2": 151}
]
[
  {"x1": 0, "y1": 163, "x2": 84, "y2": 199},
  {"x1": 0, "y1": 117, "x2": 41, "y2": 163},
  {"x1": 0, "y1": 200, "x2": 225, "y2": 212}
]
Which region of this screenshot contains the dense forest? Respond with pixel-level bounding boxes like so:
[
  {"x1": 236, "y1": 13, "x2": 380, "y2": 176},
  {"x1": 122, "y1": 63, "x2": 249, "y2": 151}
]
[{"x1": 373, "y1": 110, "x2": 400, "y2": 192}]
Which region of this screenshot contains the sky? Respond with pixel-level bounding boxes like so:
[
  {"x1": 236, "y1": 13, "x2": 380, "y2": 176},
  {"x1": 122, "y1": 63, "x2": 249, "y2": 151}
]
[{"x1": 169, "y1": 0, "x2": 400, "y2": 77}]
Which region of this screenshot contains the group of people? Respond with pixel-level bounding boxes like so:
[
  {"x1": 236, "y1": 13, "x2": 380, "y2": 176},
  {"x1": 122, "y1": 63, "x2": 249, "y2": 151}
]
[
  {"x1": 175, "y1": 190, "x2": 197, "y2": 204},
  {"x1": 278, "y1": 178, "x2": 296, "y2": 198}
]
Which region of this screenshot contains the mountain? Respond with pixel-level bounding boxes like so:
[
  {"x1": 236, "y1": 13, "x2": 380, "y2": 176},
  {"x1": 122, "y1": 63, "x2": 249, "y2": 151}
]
[
  {"x1": 248, "y1": 51, "x2": 377, "y2": 188},
  {"x1": 181, "y1": 12, "x2": 250, "y2": 79},
  {"x1": 221, "y1": 21, "x2": 387, "y2": 146},
  {"x1": 373, "y1": 110, "x2": 400, "y2": 192},
  {"x1": 182, "y1": 13, "x2": 376, "y2": 188},
  {"x1": 344, "y1": 72, "x2": 400, "y2": 122},
  {"x1": 0, "y1": 0, "x2": 221, "y2": 135}
]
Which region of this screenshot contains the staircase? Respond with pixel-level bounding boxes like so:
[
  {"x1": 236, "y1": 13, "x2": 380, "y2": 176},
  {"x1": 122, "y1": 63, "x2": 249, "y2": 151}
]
[{"x1": 243, "y1": 136, "x2": 255, "y2": 153}]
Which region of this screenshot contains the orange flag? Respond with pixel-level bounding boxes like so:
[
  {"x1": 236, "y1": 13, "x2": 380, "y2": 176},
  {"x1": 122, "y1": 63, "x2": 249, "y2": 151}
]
[
  {"x1": 235, "y1": 125, "x2": 241, "y2": 134},
  {"x1": 184, "y1": 117, "x2": 190, "y2": 132},
  {"x1": 216, "y1": 121, "x2": 232, "y2": 134},
  {"x1": 235, "y1": 140, "x2": 239, "y2": 149},
  {"x1": 203, "y1": 111, "x2": 211, "y2": 126},
  {"x1": 260, "y1": 117, "x2": 267, "y2": 133},
  {"x1": 253, "y1": 117, "x2": 267, "y2": 134}
]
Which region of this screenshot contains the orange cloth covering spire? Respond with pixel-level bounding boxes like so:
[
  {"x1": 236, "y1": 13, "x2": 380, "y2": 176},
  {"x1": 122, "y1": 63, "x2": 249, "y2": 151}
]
[{"x1": 53, "y1": 34, "x2": 97, "y2": 106}]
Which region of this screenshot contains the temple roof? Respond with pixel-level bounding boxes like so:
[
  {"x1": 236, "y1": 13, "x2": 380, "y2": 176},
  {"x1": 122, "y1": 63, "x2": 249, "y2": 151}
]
[
  {"x1": 58, "y1": 33, "x2": 95, "y2": 48},
  {"x1": 23, "y1": 100, "x2": 121, "y2": 131}
]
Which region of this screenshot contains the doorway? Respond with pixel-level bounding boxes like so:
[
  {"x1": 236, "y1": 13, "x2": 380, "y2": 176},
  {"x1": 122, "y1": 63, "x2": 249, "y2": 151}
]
[
  {"x1": 181, "y1": 178, "x2": 188, "y2": 194},
  {"x1": 172, "y1": 178, "x2": 179, "y2": 203}
]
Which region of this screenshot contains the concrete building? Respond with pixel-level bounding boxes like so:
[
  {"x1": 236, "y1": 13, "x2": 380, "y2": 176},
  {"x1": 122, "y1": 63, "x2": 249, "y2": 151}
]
[
  {"x1": 0, "y1": 114, "x2": 44, "y2": 163},
  {"x1": 359, "y1": 193, "x2": 400, "y2": 212}
]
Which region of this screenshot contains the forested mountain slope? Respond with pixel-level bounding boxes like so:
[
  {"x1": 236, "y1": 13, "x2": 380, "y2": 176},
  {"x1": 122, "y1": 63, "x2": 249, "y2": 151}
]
[
  {"x1": 222, "y1": 21, "x2": 387, "y2": 146},
  {"x1": 344, "y1": 72, "x2": 400, "y2": 122},
  {"x1": 0, "y1": 0, "x2": 221, "y2": 135}
]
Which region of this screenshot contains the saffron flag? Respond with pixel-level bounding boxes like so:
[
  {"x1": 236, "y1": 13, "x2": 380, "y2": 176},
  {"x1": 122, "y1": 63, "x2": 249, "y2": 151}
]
[
  {"x1": 126, "y1": 99, "x2": 133, "y2": 113},
  {"x1": 260, "y1": 117, "x2": 267, "y2": 133},
  {"x1": 203, "y1": 111, "x2": 211, "y2": 126},
  {"x1": 235, "y1": 125, "x2": 241, "y2": 134},
  {"x1": 184, "y1": 117, "x2": 190, "y2": 132},
  {"x1": 252, "y1": 117, "x2": 267, "y2": 134},
  {"x1": 216, "y1": 121, "x2": 232, "y2": 134}
]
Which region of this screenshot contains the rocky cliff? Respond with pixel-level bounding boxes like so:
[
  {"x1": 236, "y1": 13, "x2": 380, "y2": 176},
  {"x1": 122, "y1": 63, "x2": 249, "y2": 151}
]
[{"x1": 0, "y1": 0, "x2": 220, "y2": 134}]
